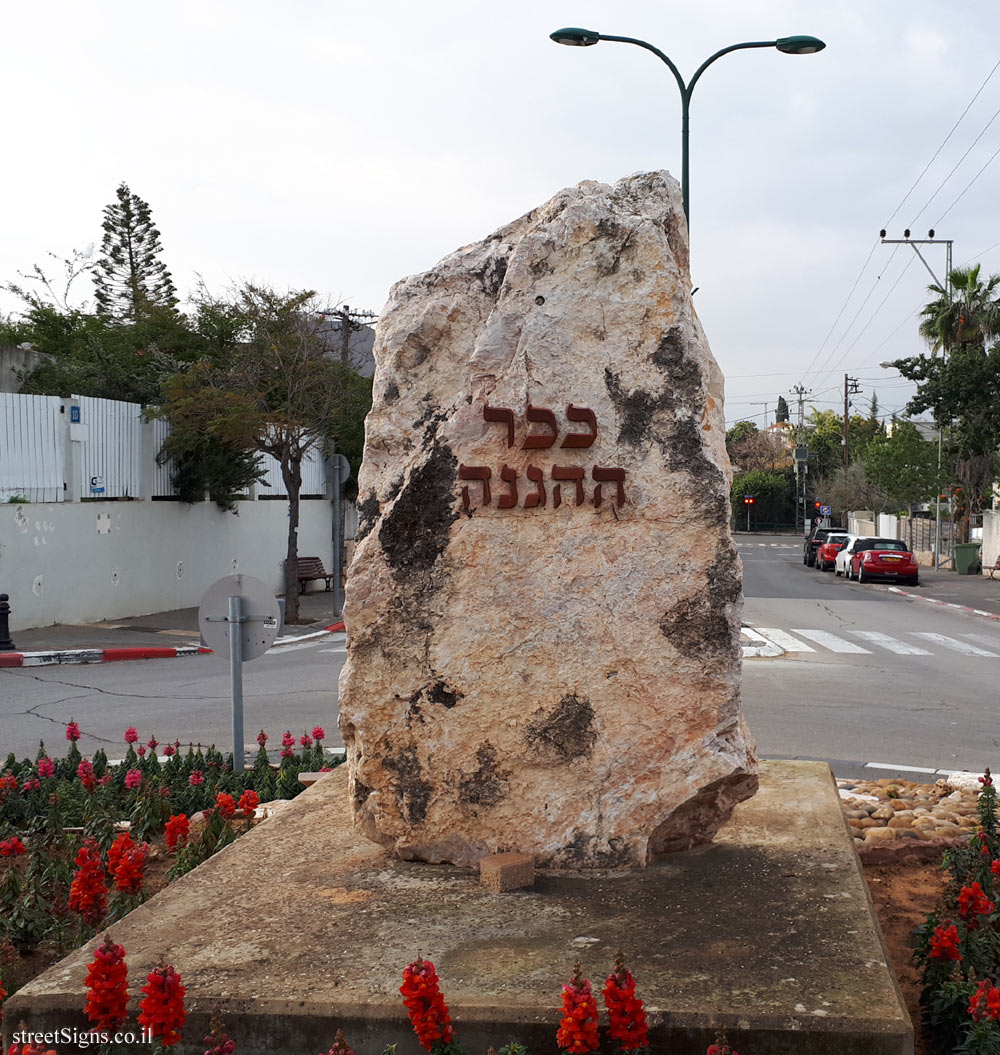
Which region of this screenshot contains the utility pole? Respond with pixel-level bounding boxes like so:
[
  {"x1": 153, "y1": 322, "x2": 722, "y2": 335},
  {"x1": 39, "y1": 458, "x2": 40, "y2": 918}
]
[
  {"x1": 879, "y1": 229, "x2": 953, "y2": 295},
  {"x1": 790, "y1": 384, "x2": 810, "y2": 429},
  {"x1": 751, "y1": 401, "x2": 770, "y2": 427},
  {"x1": 318, "y1": 305, "x2": 379, "y2": 366},
  {"x1": 843, "y1": 374, "x2": 861, "y2": 470}
]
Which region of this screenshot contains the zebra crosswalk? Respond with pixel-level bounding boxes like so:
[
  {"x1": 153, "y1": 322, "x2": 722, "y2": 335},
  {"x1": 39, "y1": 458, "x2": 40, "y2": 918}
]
[{"x1": 743, "y1": 626, "x2": 1000, "y2": 658}]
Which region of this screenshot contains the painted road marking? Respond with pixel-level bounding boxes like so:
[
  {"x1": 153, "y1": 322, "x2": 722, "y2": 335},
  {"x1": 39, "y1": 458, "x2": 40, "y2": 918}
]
[
  {"x1": 755, "y1": 629, "x2": 815, "y2": 652},
  {"x1": 849, "y1": 631, "x2": 932, "y2": 655},
  {"x1": 865, "y1": 762, "x2": 939, "y2": 775},
  {"x1": 961, "y1": 632, "x2": 1000, "y2": 649},
  {"x1": 791, "y1": 629, "x2": 871, "y2": 654},
  {"x1": 911, "y1": 632, "x2": 1000, "y2": 657}
]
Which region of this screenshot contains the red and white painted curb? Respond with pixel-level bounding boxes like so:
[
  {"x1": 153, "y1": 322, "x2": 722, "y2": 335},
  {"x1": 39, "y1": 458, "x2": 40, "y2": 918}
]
[
  {"x1": 887, "y1": 587, "x2": 1000, "y2": 622},
  {"x1": 0, "y1": 622, "x2": 346, "y2": 669}
]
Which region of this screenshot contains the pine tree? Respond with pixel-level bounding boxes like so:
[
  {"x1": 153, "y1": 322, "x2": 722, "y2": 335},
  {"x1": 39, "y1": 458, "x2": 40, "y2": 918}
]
[
  {"x1": 775, "y1": 395, "x2": 790, "y2": 423},
  {"x1": 93, "y1": 182, "x2": 177, "y2": 320}
]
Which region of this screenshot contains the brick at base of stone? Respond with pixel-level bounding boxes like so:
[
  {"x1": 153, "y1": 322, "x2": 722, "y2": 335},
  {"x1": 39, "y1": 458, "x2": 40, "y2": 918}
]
[{"x1": 480, "y1": 853, "x2": 534, "y2": 893}]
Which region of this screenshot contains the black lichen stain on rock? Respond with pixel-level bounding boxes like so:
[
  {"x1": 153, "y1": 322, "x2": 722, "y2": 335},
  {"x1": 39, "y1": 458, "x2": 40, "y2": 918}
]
[
  {"x1": 472, "y1": 252, "x2": 509, "y2": 301},
  {"x1": 407, "y1": 679, "x2": 463, "y2": 725},
  {"x1": 378, "y1": 443, "x2": 459, "y2": 582},
  {"x1": 412, "y1": 400, "x2": 449, "y2": 445},
  {"x1": 353, "y1": 780, "x2": 372, "y2": 808},
  {"x1": 652, "y1": 329, "x2": 701, "y2": 398},
  {"x1": 659, "y1": 541, "x2": 740, "y2": 660},
  {"x1": 428, "y1": 680, "x2": 461, "y2": 708},
  {"x1": 458, "y1": 742, "x2": 510, "y2": 808},
  {"x1": 384, "y1": 381, "x2": 400, "y2": 404},
  {"x1": 604, "y1": 367, "x2": 659, "y2": 448},
  {"x1": 525, "y1": 694, "x2": 597, "y2": 763},
  {"x1": 549, "y1": 832, "x2": 631, "y2": 868},
  {"x1": 383, "y1": 744, "x2": 432, "y2": 824},
  {"x1": 356, "y1": 492, "x2": 381, "y2": 541}
]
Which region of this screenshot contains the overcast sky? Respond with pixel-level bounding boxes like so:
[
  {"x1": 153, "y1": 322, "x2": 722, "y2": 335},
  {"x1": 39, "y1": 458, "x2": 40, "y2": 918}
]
[{"x1": 4, "y1": 0, "x2": 1000, "y2": 427}]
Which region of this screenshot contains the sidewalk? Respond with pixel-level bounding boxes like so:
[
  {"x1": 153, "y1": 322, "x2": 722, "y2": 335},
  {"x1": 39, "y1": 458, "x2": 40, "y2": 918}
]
[
  {"x1": 0, "y1": 590, "x2": 344, "y2": 667},
  {"x1": 888, "y1": 563, "x2": 1000, "y2": 621}
]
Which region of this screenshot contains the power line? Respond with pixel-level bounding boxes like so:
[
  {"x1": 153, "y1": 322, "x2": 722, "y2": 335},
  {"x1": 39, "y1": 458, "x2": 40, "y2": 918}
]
[
  {"x1": 884, "y1": 56, "x2": 1000, "y2": 227},
  {"x1": 934, "y1": 140, "x2": 1000, "y2": 225}
]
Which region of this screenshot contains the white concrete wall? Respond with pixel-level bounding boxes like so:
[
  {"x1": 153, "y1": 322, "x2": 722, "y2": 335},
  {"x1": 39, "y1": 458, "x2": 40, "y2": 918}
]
[
  {"x1": 0, "y1": 499, "x2": 334, "y2": 630},
  {"x1": 983, "y1": 510, "x2": 1000, "y2": 574}
]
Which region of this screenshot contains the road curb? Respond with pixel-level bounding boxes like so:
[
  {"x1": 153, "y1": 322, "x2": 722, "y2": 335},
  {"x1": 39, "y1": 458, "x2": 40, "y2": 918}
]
[
  {"x1": 887, "y1": 587, "x2": 1000, "y2": 622},
  {"x1": 0, "y1": 621, "x2": 347, "y2": 669},
  {"x1": 741, "y1": 626, "x2": 785, "y2": 659}
]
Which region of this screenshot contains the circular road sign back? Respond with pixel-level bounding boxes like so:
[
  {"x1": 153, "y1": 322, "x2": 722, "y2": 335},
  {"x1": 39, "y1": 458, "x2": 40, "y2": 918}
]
[{"x1": 198, "y1": 574, "x2": 281, "y2": 661}]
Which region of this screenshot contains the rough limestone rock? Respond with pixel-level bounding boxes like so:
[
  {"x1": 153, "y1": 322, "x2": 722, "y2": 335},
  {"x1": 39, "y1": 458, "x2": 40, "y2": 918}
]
[{"x1": 338, "y1": 171, "x2": 757, "y2": 869}]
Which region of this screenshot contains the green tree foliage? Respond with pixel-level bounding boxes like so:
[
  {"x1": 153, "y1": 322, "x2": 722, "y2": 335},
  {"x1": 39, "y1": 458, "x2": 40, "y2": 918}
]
[
  {"x1": 864, "y1": 421, "x2": 939, "y2": 513},
  {"x1": 93, "y1": 183, "x2": 177, "y2": 320},
  {"x1": 155, "y1": 283, "x2": 373, "y2": 620},
  {"x1": 893, "y1": 264, "x2": 1000, "y2": 538},
  {"x1": 775, "y1": 395, "x2": 790, "y2": 423},
  {"x1": 730, "y1": 469, "x2": 795, "y2": 528}
]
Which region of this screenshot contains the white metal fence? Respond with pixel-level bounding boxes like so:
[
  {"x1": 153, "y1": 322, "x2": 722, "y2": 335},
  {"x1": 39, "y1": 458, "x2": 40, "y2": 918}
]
[
  {"x1": 0, "y1": 393, "x2": 64, "y2": 502},
  {"x1": 1, "y1": 392, "x2": 330, "y2": 502}
]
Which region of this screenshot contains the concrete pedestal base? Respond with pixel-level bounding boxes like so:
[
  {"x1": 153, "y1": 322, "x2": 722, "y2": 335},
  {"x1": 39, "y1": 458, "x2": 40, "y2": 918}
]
[{"x1": 6, "y1": 761, "x2": 912, "y2": 1054}]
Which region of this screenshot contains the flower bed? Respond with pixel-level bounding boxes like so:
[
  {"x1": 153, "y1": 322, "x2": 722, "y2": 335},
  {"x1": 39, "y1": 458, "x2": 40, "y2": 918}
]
[
  {"x1": 912, "y1": 768, "x2": 1000, "y2": 1053},
  {"x1": 0, "y1": 722, "x2": 338, "y2": 1001}
]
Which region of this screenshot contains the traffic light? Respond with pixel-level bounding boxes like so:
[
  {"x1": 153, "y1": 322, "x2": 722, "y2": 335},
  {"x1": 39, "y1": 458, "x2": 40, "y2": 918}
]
[{"x1": 742, "y1": 495, "x2": 756, "y2": 505}]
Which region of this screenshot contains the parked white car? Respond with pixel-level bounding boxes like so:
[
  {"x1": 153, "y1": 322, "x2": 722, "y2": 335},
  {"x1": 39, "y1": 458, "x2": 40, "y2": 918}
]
[{"x1": 834, "y1": 534, "x2": 860, "y2": 576}]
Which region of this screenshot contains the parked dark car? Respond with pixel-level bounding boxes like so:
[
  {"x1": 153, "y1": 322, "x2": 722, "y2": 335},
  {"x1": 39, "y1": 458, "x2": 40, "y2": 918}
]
[
  {"x1": 803, "y1": 526, "x2": 836, "y2": 567},
  {"x1": 845, "y1": 537, "x2": 919, "y2": 586}
]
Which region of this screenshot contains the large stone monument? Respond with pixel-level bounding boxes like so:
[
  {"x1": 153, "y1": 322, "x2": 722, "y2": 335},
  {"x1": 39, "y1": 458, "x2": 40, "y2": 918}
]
[{"x1": 338, "y1": 171, "x2": 757, "y2": 868}]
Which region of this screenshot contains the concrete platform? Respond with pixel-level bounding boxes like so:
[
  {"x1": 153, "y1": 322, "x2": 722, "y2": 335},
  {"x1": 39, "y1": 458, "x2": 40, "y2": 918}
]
[{"x1": 6, "y1": 761, "x2": 912, "y2": 1055}]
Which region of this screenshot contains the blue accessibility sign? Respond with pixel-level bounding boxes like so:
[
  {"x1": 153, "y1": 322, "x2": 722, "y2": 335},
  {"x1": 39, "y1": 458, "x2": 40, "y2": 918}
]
[{"x1": 819, "y1": 505, "x2": 832, "y2": 516}]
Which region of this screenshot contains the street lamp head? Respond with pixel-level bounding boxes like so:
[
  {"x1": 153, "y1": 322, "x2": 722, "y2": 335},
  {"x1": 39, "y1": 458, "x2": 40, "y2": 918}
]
[
  {"x1": 878, "y1": 361, "x2": 894, "y2": 369},
  {"x1": 775, "y1": 35, "x2": 826, "y2": 54},
  {"x1": 550, "y1": 27, "x2": 601, "y2": 47}
]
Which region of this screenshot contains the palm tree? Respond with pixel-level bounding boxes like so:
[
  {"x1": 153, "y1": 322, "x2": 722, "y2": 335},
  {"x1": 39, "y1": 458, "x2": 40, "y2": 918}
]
[{"x1": 918, "y1": 265, "x2": 1000, "y2": 355}]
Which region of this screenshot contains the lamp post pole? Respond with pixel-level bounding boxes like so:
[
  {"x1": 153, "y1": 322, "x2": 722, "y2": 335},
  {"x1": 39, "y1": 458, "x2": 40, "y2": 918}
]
[{"x1": 550, "y1": 29, "x2": 825, "y2": 225}]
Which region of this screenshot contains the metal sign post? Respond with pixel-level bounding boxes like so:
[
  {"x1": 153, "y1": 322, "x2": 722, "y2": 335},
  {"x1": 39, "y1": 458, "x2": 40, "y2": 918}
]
[
  {"x1": 330, "y1": 454, "x2": 351, "y2": 620},
  {"x1": 199, "y1": 575, "x2": 281, "y2": 773}
]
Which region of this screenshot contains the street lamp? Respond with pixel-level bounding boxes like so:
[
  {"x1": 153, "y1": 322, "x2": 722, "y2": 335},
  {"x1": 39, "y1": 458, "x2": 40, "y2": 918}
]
[{"x1": 549, "y1": 28, "x2": 826, "y2": 225}]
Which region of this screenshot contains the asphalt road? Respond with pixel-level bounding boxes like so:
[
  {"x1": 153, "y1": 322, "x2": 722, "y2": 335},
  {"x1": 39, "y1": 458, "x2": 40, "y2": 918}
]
[
  {"x1": 741, "y1": 534, "x2": 1000, "y2": 779},
  {"x1": 2, "y1": 542, "x2": 997, "y2": 780},
  {"x1": 0, "y1": 636, "x2": 348, "y2": 763}
]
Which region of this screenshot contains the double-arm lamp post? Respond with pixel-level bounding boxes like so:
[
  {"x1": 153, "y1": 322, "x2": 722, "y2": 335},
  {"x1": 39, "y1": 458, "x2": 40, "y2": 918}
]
[{"x1": 549, "y1": 28, "x2": 825, "y2": 225}]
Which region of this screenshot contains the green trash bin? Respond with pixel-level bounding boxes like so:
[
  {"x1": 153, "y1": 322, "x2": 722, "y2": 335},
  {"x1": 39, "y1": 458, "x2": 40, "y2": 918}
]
[{"x1": 954, "y1": 542, "x2": 983, "y2": 575}]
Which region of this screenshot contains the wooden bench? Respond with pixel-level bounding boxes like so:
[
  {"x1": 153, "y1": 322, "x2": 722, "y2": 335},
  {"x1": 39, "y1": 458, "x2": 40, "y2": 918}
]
[
  {"x1": 987, "y1": 557, "x2": 1000, "y2": 579},
  {"x1": 295, "y1": 556, "x2": 333, "y2": 593}
]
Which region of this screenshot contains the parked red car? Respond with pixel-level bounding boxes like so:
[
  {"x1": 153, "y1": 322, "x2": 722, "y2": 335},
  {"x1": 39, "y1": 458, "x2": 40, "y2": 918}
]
[
  {"x1": 846, "y1": 537, "x2": 919, "y2": 586},
  {"x1": 815, "y1": 533, "x2": 849, "y2": 571}
]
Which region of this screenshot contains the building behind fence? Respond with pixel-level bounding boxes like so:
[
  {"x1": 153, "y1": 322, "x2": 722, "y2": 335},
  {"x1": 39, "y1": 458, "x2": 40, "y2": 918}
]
[{"x1": 0, "y1": 393, "x2": 350, "y2": 628}]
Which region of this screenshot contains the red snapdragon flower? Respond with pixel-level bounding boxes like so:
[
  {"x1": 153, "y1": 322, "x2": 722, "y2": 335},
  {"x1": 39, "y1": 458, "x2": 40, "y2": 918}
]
[
  {"x1": 84, "y1": 935, "x2": 129, "y2": 1030},
  {"x1": 69, "y1": 839, "x2": 108, "y2": 925},
  {"x1": 189, "y1": 770, "x2": 204, "y2": 787},
  {"x1": 76, "y1": 759, "x2": 95, "y2": 793},
  {"x1": 163, "y1": 744, "x2": 176, "y2": 757},
  {"x1": 165, "y1": 814, "x2": 190, "y2": 852},
  {"x1": 0, "y1": 837, "x2": 26, "y2": 856},
  {"x1": 22, "y1": 777, "x2": 40, "y2": 792},
  {"x1": 37, "y1": 756, "x2": 54, "y2": 779},
  {"x1": 400, "y1": 957, "x2": 454, "y2": 1051},
  {"x1": 139, "y1": 963, "x2": 187, "y2": 1046},
  {"x1": 124, "y1": 727, "x2": 139, "y2": 744},
  {"x1": 970, "y1": 978, "x2": 1000, "y2": 1021},
  {"x1": 557, "y1": 963, "x2": 600, "y2": 1054},
  {"x1": 7, "y1": 1041, "x2": 57, "y2": 1055},
  {"x1": 707, "y1": 1035, "x2": 739, "y2": 1055},
  {"x1": 299, "y1": 733, "x2": 313, "y2": 749},
  {"x1": 602, "y1": 952, "x2": 649, "y2": 1052},
  {"x1": 281, "y1": 731, "x2": 295, "y2": 749},
  {"x1": 107, "y1": 832, "x2": 135, "y2": 881},
  {"x1": 0, "y1": 774, "x2": 18, "y2": 792},
  {"x1": 137, "y1": 745, "x2": 147, "y2": 758},
  {"x1": 257, "y1": 730, "x2": 268, "y2": 746},
  {"x1": 979, "y1": 769, "x2": 993, "y2": 787},
  {"x1": 238, "y1": 789, "x2": 259, "y2": 814},
  {"x1": 929, "y1": 923, "x2": 962, "y2": 962},
  {"x1": 124, "y1": 769, "x2": 143, "y2": 790},
  {"x1": 312, "y1": 726, "x2": 325, "y2": 741},
  {"x1": 958, "y1": 881, "x2": 995, "y2": 927},
  {"x1": 215, "y1": 793, "x2": 236, "y2": 820},
  {"x1": 114, "y1": 845, "x2": 147, "y2": 895},
  {"x1": 148, "y1": 737, "x2": 159, "y2": 751},
  {"x1": 203, "y1": 1005, "x2": 236, "y2": 1055},
  {"x1": 322, "y1": 1029, "x2": 355, "y2": 1055},
  {"x1": 991, "y1": 859, "x2": 1000, "y2": 877},
  {"x1": 66, "y1": 719, "x2": 81, "y2": 741}
]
